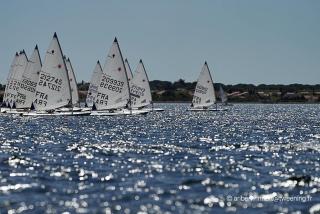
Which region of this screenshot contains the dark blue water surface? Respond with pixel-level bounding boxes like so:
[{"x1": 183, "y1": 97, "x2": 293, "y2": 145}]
[{"x1": 0, "y1": 104, "x2": 320, "y2": 213}]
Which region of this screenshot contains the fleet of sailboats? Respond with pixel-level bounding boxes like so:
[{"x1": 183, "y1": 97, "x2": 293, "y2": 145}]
[{"x1": 1, "y1": 33, "x2": 229, "y2": 116}]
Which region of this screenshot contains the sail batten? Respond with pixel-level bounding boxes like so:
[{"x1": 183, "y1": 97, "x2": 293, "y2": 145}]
[{"x1": 192, "y1": 62, "x2": 216, "y2": 108}]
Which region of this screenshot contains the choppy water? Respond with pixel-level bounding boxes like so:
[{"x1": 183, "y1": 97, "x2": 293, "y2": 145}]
[{"x1": 0, "y1": 103, "x2": 320, "y2": 213}]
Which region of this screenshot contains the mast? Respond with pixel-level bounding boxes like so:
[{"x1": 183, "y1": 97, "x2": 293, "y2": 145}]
[
  {"x1": 115, "y1": 37, "x2": 132, "y2": 114},
  {"x1": 67, "y1": 57, "x2": 79, "y2": 107}
]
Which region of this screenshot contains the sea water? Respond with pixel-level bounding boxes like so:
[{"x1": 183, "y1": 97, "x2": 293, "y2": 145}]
[{"x1": 0, "y1": 104, "x2": 319, "y2": 213}]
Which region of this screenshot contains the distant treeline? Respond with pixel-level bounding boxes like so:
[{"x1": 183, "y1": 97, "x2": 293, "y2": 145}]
[
  {"x1": 75, "y1": 79, "x2": 320, "y2": 102},
  {"x1": 73, "y1": 79, "x2": 320, "y2": 92},
  {"x1": 1, "y1": 79, "x2": 320, "y2": 103}
]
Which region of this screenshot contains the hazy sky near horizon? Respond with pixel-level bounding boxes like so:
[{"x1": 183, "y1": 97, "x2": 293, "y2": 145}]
[{"x1": 0, "y1": 0, "x2": 319, "y2": 85}]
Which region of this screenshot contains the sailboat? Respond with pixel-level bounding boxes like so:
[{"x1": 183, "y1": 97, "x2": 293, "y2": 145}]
[
  {"x1": 188, "y1": 62, "x2": 227, "y2": 111},
  {"x1": 15, "y1": 45, "x2": 42, "y2": 110},
  {"x1": 1, "y1": 50, "x2": 29, "y2": 114},
  {"x1": 85, "y1": 61, "x2": 103, "y2": 109},
  {"x1": 219, "y1": 85, "x2": 232, "y2": 106},
  {"x1": 129, "y1": 59, "x2": 163, "y2": 112},
  {"x1": 1, "y1": 52, "x2": 19, "y2": 113},
  {"x1": 23, "y1": 33, "x2": 89, "y2": 116},
  {"x1": 56, "y1": 56, "x2": 82, "y2": 112},
  {"x1": 90, "y1": 38, "x2": 148, "y2": 115}
]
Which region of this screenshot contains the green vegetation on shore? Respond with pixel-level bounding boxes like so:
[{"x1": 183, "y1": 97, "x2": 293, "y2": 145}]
[{"x1": 1, "y1": 80, "x2": 320, "y2": 103}]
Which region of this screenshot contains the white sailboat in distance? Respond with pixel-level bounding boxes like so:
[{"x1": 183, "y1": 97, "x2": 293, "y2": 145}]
[
  {"x1": 129, "y1": 59, "x2": 164, "y2": 112},
  {"x1": 16, "y1": 45, "x2": 42, "y2": 110},
  {"x1": 2, "y1": 50, "x2": 29, "y2": 114},
  {"x1": 85, "y1": 61, "x2": 103, "y2": 108},
  {"x1": 91, "y1": 38, "x2": 148, "y2": 115},
  {"x1": 24, "y1": 32, "x2": 89, "y2": 116},
  {"x1": 56, "y1": 56, "x2": 82, "y2": 112},
  {"x1": 1, "y1": 52, "x2": 19, "y2": 113},
  {"x1": 188, "y1": 62, "x2": 227, "y2": 111},
  {"x1": 219, "y1": 85, "x2": 232, "y2": 106}
]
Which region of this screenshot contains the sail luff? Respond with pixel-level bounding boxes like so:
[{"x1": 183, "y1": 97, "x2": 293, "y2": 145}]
[{"x1": 124, "y1": 58, "x2": 133, "y2": 82}]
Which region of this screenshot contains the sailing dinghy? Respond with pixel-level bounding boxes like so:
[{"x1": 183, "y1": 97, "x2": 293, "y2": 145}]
[
  {"x1": 23, "y1": 33, "x2": 89, "y2": 116},
  {"x1": 219, "y1": 85, "x2": 233, "y2": 106},
  {"x1": 90, "y1": 38, "x2": 148, "y2": 116},
  {"x1": 188, "y1": 62, "x2": 227, "y2": 111},
  {"x1": 15, "y1": 45, "x2": 42, "y2": 111},
  {"x1": 1, "y1": 52, "x2": 19, "y2": 113},
  {"x1": 84, "y1": 61, "x2": 103, "y2": 110},
  {"x1": 129, "y1": 59, "x2": 163, "y2": 112},
  {"x1": 56, "y1": 57, "x2": 82, "y2": 112},
  {"x1": 2, "y1": 51, "x2": 29, "y2": 114}
]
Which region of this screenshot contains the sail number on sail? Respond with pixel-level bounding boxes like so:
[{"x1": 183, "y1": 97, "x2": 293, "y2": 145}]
[
  {"x1": 95, "y1": 75, "x2": 125, "y2": 106},
  {"x1": 130, "y1": 85, "x2": 145, "y2": 97},
  {"x1": 19, "y1": 79, "x2": 37, "y2": 93},
  {"x1": 99, "y1": 75, "x2": 124, "y2": 93},
  {"x1": 38, "y1": 73, "x2": 62, "y2": 91},
  {"x1": 7, "y1": 79, "x2": 19, "y2": 91},
  {"x1": 193, "y1": 96, "x2": 201, "y2": 104},
  {"x1": 195, "y1": 85, "x2": 208, "y2": 94}
]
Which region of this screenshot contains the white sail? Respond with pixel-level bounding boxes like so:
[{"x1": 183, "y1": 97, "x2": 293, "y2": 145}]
[
  {"x1": 192, "y1": 62, "x2": 216, "y2": 108},
  {"x1": 4, "y1": 51, "x2": 28, "y2": 108},
  {"x1": 33, "y1": 33, "x2": 71, "y2": 111},
  {"x1": 86, "y1": 61, "x2": 102, "y2": 107},
  {"x1": 16, "y1": 46, "x2": 42, "y2": 109},
  {"x1": 95, "y1": 38, "x2": 129, "y2": 110},
  {"x1": 65, "y1": 57, "x2": 79, "y2": 106},
  {"x1": 130, "y1": 59, "x2": 152, "y2": 108},
  {"x1": 219, "y1": 85, "x2": 227, "y2": 104},
  {"x1": 3, "y1": 52, "x2": 19, "y2": 107},
  {"x1": 124, "y1": 58, "x2": 133, "y2": 82}
]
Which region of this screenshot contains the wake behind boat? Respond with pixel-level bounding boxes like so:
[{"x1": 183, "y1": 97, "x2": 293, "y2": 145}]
[{"x1": 188, "y1": 62, "x2": 228, "y2": 112}]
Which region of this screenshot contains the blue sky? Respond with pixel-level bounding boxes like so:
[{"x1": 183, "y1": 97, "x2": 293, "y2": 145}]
[{"x1": 0, "y1": 0, "x2": 319, "y2": 84}]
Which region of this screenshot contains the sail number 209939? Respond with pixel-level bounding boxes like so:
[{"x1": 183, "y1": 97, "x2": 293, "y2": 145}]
[{"x1": 100, "y1": 76, "x2": 124, "y2": 93}]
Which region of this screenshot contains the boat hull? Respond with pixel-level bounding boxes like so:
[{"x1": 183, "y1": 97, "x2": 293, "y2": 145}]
[
  {"x1": 143, "y1": 108, "x2": 164, "y2": 112},
  {"x1": 187, "y1": 108, "x2": 228, "y2": 112},
  {"x1": 22, "y1": 111, "x2": 91, "y2": 116},
  {"x1": 91, "y1": 109, "x2": 149, "y2": 116}
]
